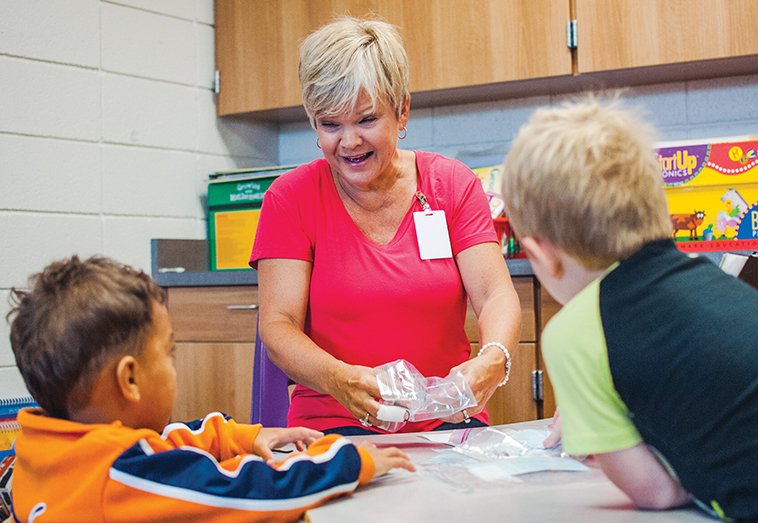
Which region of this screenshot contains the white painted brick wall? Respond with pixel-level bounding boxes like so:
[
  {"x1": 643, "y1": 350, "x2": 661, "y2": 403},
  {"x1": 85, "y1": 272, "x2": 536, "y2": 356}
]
[
  {"x1": 102, "y1": 215, "x2": 205, "y2": 270},
  {"x1": 102, "y1": 74, "x2": 198, "y2": 149},
  {"x1": 0, "y1": 291, "x2": 12, "y2": 368},
  {"x1": 101, "y1": 146, "x2": 201, "y2": 217},
  {"x1": 0, "y1": 0, "x2": 277, "y2": 396},
  {"x1": 195, "y1": 0, "x2": 215, "y2": 25},
  {"x1": 0, "y1": 135, "x2": 101, "y2": 213},
  {"x1": 0, "y1": 57, "x2": 101, "y2": 140},
  {"x1": 102, "y1": 3, "x2": 196, "y2": 84},
  {"x1": 0, "y1": 0, "x2": 100, "y2": 67},
  {"x1": 195, "y1": 23, "x2": 216, "y2": 90},
  {"x1": 196, "y1": 90, "x2": 279, "y2": 157},
  {"x1": 0, "y1": 368, "x2": 27, "y2": 398},
  {"x1": 0, "y1": 213, "x2": 104, "y2": 289},
  {"x1": 110, "y1": 0, "x2": 196, "y2": 20}
]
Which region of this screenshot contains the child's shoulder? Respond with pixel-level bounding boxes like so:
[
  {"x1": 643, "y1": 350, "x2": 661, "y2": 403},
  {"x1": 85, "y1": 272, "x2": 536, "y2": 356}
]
[{"x1": 543, "y1": 276, "x2": 605, "y2": 355}]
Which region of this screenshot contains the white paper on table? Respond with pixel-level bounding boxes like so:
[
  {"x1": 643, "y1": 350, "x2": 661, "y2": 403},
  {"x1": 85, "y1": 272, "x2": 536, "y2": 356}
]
[
  {"x1": 510, "y1": 429, "x2": 553, "y2": 451},
  {"x1": 494, "y1": 456, "x2": 589, "y2": 475},
  {"x1": 467, "y1": 463, "x2": 518, "y2": 481}
]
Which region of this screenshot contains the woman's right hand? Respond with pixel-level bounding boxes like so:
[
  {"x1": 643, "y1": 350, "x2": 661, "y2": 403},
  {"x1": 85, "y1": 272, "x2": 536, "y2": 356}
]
[{"x1": 331, "y1": 363, "x2": 383, "y2": 426}]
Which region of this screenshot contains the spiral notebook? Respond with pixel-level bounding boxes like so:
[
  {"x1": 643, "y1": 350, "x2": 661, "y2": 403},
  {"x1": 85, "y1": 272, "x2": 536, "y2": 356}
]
[{"x1": 0, "y1": 396, "x2": 37, "y2": 455}]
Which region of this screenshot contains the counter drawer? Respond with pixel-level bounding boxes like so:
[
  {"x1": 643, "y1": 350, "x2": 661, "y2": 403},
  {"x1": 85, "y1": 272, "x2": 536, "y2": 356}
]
[{"x1": 167, "y1": 286, "x2": 259, "y2": 342}]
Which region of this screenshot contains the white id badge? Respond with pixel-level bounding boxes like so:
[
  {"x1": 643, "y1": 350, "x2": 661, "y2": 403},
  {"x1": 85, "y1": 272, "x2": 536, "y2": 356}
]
[{"x1": 413, "y1": 210, "x2": 453, "y2": 260}]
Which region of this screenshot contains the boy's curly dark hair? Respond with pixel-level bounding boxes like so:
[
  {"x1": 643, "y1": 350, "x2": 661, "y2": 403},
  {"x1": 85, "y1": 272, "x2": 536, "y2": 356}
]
[{"x1": 7, "y1": 256, "x2": 165, "y2": 419}]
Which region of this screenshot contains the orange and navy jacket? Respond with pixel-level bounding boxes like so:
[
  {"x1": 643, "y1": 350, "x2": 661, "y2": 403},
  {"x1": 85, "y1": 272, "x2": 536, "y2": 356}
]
[{"x1": 11, "y1": 409, "x2": 374, "y2": 522}]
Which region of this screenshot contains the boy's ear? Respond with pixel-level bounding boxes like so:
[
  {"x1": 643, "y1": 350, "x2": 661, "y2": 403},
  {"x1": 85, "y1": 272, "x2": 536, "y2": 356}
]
[
  {"x1": 520, "y1": 236, "x2": 565, "y2": 278},
  {"x1": 115, "y1": 355, "x2": 141, "y2": 402}
]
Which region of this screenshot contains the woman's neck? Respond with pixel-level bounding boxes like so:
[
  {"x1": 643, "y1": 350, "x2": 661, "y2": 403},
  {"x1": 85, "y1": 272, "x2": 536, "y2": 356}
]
[{"x1": 334, "y1": 149, "x2": 416, "y2": 212}]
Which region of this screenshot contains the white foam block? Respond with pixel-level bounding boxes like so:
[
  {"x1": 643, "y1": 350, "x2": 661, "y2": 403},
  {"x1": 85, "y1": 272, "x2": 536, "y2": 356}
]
[{"x1": 377, "y1": 404, "x2": 409, "y2": 422}]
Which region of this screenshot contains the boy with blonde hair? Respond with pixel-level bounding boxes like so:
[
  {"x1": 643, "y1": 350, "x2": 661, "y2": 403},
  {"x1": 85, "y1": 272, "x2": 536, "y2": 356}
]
[
  {"x1": 7, "y1": 255, "x2": 413, "y2": 522},
  {"x1": 501, "y1": 97, "x2": 758, "y2": 521}
]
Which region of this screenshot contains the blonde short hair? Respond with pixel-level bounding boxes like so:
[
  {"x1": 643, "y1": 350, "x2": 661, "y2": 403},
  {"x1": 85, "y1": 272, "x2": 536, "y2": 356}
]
[
  {"x1": 299, "y1": 16, "x2": 409, "y2": 127},
  {"x1": 501, "y1": 95, "x2": 672, "y2": 270}
]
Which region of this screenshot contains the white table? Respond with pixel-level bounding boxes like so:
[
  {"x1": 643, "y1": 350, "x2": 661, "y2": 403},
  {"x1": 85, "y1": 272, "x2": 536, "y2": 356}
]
[{"x1": 305, "y1": 420, "x2": 711, "y2": 523}]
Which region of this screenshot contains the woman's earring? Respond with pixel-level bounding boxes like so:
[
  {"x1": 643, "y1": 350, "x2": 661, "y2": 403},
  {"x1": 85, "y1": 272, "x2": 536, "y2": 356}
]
[
  {"x1": 398, "y1": 127, "x2": 407, "y2": 140},
  {"x1": 316, "y1": 138, "x2": 321, "y2": 149}
]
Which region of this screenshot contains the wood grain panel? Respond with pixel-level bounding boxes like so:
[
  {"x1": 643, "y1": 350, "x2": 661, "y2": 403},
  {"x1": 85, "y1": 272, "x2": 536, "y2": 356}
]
[
  {"x1": 471, "y1": 341, "x2": 538, "y2": 425},
  {"x1": 576, "y1": 0, "x2": 758, "y2": 73},
  {"x1": 538, "y1": 284, "x2": 562, "y2": 418},
  {"x1": 172, "y1": 342, "x2": 254, "y2": 423},
  {"x1": 215, "y1": 0, "x2": 571, "y2": 116},
  {"x1": 167, "y1": 287, "x2": 259, "y2": 342},
  {"x1": 465, "y1": 276, "x2": 536, "y2": 343}
]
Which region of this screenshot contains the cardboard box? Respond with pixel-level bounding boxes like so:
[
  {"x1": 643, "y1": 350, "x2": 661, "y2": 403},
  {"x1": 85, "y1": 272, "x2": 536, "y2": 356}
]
[
  {"x1": 207, "y1": 165, "x2": 294, "y2": 271},
  {"x1": 658, "y1": 137, "x2": 758, "y2": 252}
]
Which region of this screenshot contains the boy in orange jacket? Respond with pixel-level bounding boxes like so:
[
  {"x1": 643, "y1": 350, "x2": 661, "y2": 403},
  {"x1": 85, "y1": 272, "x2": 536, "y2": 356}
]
[{"x1": 7, "y1": 255, "x2": 414, "y2": 522}]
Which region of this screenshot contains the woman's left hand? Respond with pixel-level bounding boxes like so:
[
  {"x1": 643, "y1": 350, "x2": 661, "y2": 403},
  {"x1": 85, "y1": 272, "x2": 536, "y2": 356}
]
[{"x1": 439, "y1": 347, "x2": 505, "y2": 423}]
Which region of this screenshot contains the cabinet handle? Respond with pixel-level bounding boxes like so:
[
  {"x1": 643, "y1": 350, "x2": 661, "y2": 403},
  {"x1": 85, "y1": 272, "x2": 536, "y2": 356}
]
[{"x1": 226, "y1": 304, "x2": 259, "y2": 310}]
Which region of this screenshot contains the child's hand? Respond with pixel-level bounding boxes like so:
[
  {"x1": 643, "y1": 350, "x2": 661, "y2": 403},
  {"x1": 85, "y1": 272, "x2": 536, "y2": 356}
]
[
  {"x1": 543, "y1": 408, "x2": 562, "y2": 449},
  {"x1": 360, "y1": 442, "x2": 416, "y2": 477},
  {"x1": 253, "y1": 426, "x2": 324, "y2": 464}
]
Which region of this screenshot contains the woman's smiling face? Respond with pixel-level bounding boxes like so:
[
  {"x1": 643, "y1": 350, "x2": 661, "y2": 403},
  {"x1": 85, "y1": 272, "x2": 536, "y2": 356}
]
[{"x1": 315, "y1": 91, "x2": 409, "y2": 190}]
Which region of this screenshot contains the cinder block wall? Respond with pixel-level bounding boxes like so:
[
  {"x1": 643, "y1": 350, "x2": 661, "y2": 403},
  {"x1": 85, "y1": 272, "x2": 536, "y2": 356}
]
[
  {"x1": 0, "y1": 0, "x2": 278, "y2": 395},
  {"x1": 279, "y1": 75, "x2": 758, "y2": 167}
]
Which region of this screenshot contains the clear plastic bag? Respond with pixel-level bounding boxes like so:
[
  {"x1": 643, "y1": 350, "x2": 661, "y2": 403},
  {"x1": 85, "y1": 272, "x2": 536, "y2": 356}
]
[
  {"x1": 452, "y1": 427, "x2": 563, "y2": 460},
  {"x1": 373, "y1": 359, "x2": 477, "y2": 431}
]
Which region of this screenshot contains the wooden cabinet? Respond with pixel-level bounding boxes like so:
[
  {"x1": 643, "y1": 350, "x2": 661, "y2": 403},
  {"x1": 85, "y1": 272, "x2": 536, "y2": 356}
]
[
  {"x1": 214, "y1": 0, "x2": 571, "y2": 117},
  {"x1": 466, "y1": 276, "x2": 552, "y2": 425},
  {"x1": 166, "y1": 286, "x2": 259, "y2": 423},
  {"x1": 215, "y1": 0, "x2": 758, "y2": 119},
  {"x1": 537, "y1": 281, "x2": 562, "y2": 420},
  {"x1": 166, "y1": 277, "x2": 552, "y2": 426},
  {"x1": 575, "y1": 0, "x2": 758, "y2": 73}
]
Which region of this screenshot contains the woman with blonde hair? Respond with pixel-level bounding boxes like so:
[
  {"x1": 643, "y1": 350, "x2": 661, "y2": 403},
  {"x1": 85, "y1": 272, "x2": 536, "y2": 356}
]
[{"x1": 251, "y1": 16, "x2": 521, "y2": 435}]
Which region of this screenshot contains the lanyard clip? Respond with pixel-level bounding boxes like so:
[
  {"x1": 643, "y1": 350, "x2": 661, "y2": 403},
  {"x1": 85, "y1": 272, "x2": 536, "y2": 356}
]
[{"x1": 415, "y1": 191, "x2": 432, "y2": 212}]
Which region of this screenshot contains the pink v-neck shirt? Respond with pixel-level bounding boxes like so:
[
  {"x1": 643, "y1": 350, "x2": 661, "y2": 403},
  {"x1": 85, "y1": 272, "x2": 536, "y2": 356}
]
[{"x1": 250, "y1": 151, "x2": 497, "y2": 432}]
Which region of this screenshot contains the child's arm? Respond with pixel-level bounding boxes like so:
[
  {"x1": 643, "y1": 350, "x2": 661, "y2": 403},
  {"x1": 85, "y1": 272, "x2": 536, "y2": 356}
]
[
  {"x1": 162, "y1": 412, "x2": 322, "y2": 461},
  {"x1": 106, "y1": 430, "x2": 413, "y2": 521},
  {"x1": 253, "y1": 426, "x2": 325, "y2": 464},
  {"x1": 275, "y1": 436, "x2": 415, "y2": 483},
  {"x1": 594, "y1": 443, "x2": 692, "y2": 509},
  {"x1": 358, "y1": 441, "x2": 416, "y2": 477}
]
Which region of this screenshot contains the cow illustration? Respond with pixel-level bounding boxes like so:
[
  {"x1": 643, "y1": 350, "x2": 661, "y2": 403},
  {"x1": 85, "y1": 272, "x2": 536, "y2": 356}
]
[{"x1": 671, "y1": 210, "x2": 705, "y2": 240}]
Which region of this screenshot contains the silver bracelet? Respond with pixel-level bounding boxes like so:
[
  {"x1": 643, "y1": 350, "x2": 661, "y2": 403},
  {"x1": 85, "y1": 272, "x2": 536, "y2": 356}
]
[{"x1": 478, "y1": 341, "x2": 511, "y2": 387}]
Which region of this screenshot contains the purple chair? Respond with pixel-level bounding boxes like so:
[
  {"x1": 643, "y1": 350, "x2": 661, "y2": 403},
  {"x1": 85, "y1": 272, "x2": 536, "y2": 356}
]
[{"x1": 251, "y1": 319, "x2": 290, "y2": 427}]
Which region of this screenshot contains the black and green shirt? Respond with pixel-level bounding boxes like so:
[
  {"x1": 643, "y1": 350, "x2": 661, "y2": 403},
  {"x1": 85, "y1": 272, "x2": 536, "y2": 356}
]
[{"x1": 543, "y1": 239, "x2": 758, "y2": 521}]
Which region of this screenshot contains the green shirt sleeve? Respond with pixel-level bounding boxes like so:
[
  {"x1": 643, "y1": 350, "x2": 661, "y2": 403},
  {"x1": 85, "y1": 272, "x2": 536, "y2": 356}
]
[{"x1": 542, "y1": 278, "x2": 642, "y2": 456}]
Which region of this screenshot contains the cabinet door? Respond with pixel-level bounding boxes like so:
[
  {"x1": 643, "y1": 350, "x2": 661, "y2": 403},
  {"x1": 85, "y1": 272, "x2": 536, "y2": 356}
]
[
  {"x1": 576, "y1": 0, "x2": 758, "y2": 73},
  {"x1": 465, "y1": 276, "x2": 536, "y2": 343},
  {"x1": 473, "y1": 342, "x2": 538, "y2": 425},
  {"x1": 466, "y1": 275, "x2": 538, "y2": 424},
  {"x1": 396, "y1": 0, "x2": 572, "y2": 93},
  {"x1": 166, "y1": 286, "x2": 259, "y2": 423},
  {"x1": 172, "y1": 342, "x2": 254, "y2": 422},
  {"x1": 215, "y1": 0, "x2": 572, "y2": 116},
  {"x1": 538, "y1": 284, "x2": 562, "y2": 419}
]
